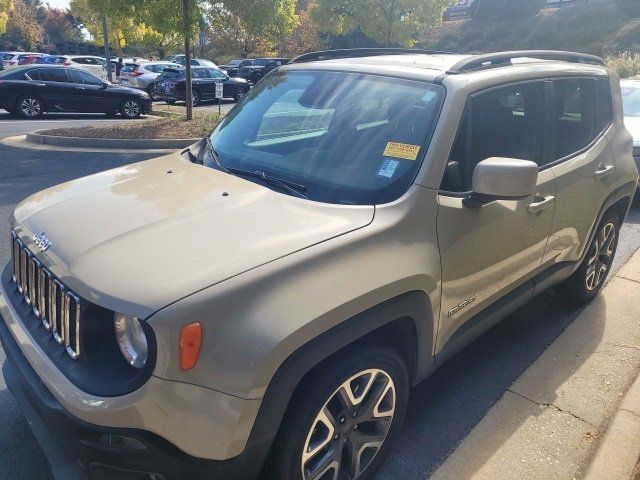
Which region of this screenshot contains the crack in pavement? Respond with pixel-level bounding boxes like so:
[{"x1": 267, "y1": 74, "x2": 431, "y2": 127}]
[{"x1": 507, "y1": 388, "x2": 599, "y2": 428}]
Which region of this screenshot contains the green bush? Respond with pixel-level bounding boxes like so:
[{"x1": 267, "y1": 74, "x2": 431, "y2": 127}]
[
  {"x1": 419, "y1": 1, "x2": 640, "y2": 57},
  {"x1": 606, "y1": 52, "x2": 640, "y2": 79}
]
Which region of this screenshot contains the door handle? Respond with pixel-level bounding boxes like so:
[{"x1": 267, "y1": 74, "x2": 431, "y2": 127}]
[
  {"x1": 76, "y1": 86, "x2": 86, "y2": 90},
  {"x1": 34, "y1": 83, "x2": 45, "y2": 87},
  {"x1": 528, "y1": 195, "x2": 555, "y2": 214},
  {"x1": 594, "y1": 165, "x2": 615, "y2": 179}
]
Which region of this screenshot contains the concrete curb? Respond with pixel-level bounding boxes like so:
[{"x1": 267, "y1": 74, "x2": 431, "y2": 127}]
[
  {"x1": 26, "y1": 131, "x2": 199, "y2": 150},
  {"x1": 584, "y1": 374, "x2": 640, "y2": 480}
]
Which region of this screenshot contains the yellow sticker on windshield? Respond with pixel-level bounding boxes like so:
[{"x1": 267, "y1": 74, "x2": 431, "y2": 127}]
[{"x1": 383, "y1": 142, "x2": 421, "y2": 161}]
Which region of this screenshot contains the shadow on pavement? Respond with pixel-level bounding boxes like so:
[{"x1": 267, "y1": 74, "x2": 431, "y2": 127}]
[{"x1": 377, "y1": 290, "x2": 594, "y2": 479}]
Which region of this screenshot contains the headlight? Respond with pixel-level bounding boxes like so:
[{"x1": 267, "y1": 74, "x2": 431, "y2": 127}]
[{"x1": 114, "y1": 313, "x2": 148, "y2": 369}]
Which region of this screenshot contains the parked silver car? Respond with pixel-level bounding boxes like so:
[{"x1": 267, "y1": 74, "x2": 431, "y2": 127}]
[
  {"x1": 621, "y1": 79, "x2": 640, "y2": 173},
  {"x1": 118, "y1": 61, "x2": 181, "y2": 97},
  {"x1": 0, "y1": 49, "x2": 637, "y2": 480}
]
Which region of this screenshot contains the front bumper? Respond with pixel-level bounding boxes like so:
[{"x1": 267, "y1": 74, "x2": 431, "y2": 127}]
[{"x1": 0, "y1": 270, "x2": 263, "y2": 479}]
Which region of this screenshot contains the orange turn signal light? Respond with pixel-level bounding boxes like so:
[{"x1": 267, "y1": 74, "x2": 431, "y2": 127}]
[{"x1": 179, "y1": 322, "x2": 202, "y2": 371}]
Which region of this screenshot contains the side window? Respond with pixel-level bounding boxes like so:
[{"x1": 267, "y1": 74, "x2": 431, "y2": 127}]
[
  {"x1": 69, "y1": 69, "x2": 102, "y2": 85},
  {"x1": 25, "y1": 69, "x2": 40, "y2": 80},
  {"x1": 210, "y1": 69, "x2": 226, "y2": 79},
  {"x1": 192, "y1": 69, "x2": 209, "y2": 79},
  {"x1": 442, "y1": 82, "x2": 545, "y2": 192},
  {"x1": 552, "y1": 78, "x2": 596, "y2": 160},
  {"x1": 38, "y1": 68, "x2": 69, "y2": 83},
  {"x1": 596, "y1": 78, "x2": 613, "y2": 132}
]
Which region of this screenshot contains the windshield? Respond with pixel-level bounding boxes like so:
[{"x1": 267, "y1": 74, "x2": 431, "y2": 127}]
[
  {"x1": 622, "y1": 84, "x2": 640, "y2": 117},
  {"x1": 207, "y1": 70, "x2": 444, "y2": 205},
  {"x1": 228, "y1": 59, "x2": 242, "y2": 66}
]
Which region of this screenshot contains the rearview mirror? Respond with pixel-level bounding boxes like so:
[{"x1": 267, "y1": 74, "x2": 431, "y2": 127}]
[{"x1": 463, "y1": 157, "x2": 538, "y2": 207}]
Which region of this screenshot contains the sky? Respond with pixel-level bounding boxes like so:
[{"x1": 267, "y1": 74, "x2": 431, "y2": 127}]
[{"x1": 45, "y1": 0, "x2": 71, "y2": 9}]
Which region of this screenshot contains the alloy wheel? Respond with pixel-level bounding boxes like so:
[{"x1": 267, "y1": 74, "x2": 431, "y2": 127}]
[
  {"x1": 301, "y1": 369, "x2": 396, "y2": 480},
  {"x1": 123, "y1": 100, "x2": 140, "y2": 118},
  {"x1": 192, "y1": 91, "x2": 201, "y2": 107},
  {"x1": 235, "y1": 89, "x2": 246, "y2": 102},
  {"x1": 585, "y1": 221, "x2": 616, "y2": 291},
  {"x1": 20, "y1": 97, "x2": 41, "y2": 118}
]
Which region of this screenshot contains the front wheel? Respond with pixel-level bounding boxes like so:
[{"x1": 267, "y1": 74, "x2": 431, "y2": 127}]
[
  {"x1": 555, "y1": 212, "x2": 620, "y2": 303},
  {"x1": 265, "y1": 345, "x2": 409, "y2": 480},
  {"x1": 234, "y1": 88, "x2": 247, "y2": 103},
  {"x1": 120, "y1": 98, "x2": 142, "y2": 119}
]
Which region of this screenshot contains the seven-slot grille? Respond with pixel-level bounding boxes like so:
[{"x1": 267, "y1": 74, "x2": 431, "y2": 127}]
[{"x1": 10, "y1": 230, "x2": 81, "y2": 360}]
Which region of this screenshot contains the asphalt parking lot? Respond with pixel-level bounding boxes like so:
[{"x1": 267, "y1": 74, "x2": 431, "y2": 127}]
[{"x1": 0, "y1": 113, "x2": 639, "y2": 479}]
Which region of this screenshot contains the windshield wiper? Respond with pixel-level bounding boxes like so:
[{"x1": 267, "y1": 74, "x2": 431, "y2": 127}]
[
  {"x1": 227, "y1": 167, "x2": 309, "y2": 200},
  {"x1": 204, "y1": 136, "x2": 230, "y2": 174},
  {"x1": 181, "y1": 146, "x2": 200, "y2": 164},
  {"x1": 204, "y1": 137, "x2": 308, "y2": 199}
]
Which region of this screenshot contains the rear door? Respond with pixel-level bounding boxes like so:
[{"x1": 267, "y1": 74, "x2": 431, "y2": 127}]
[
  {"x1": 36, "y1": 67, "x2": 74, "y2": 110},
  {"x1": 543, "y1": 77, "x2": 617, "y2": 267}
]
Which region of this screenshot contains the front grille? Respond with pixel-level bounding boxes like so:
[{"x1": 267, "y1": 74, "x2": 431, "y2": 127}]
[{"x1": 10, "y1": 230, "x2": 81, "y2": 360}]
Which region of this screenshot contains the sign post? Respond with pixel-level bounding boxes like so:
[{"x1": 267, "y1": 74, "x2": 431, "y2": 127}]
[{"x1": 215, "y1": 82, "x2": 223, "y2": 115}]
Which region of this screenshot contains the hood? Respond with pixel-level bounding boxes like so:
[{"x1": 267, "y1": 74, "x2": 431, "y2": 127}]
[
  {"x1": 108, "y1": 84, "x2": 148, "y2": 97},
  {"x1": 624, "y1": 116, "x2": 640, "y2": 145},
  {"x1": 13, "y1": 154, "x2": 374, "y2": 318},
  {"x1": 227, "y1": 77, "x2": 248, "y2": 84}
]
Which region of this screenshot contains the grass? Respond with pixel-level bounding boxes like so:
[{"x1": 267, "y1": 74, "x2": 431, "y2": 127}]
[{"x1": 39, "y1": 110, "x2": 224, "y2": 140}]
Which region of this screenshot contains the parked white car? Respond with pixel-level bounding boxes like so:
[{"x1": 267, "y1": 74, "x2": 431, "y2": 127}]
[
  {"x1": 118, "y1": 61, "x2": 181, "y2": 97},
  {"x1": 102, "y1": 57, "x2": 150, "y2": 79},
  {"x1": 621, "y1": 79, "x2": 640, "y2": 175},
  {"x1": 59, "y1": 56, "x2": 105, "y2": 77},
  {"x1": 2, "y1": 52, "x2": 40, "y2": 69}
]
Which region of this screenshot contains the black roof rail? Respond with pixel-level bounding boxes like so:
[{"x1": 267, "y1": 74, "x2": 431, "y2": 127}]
[
  {"x1": 289, "y1": 48, "x2": 453, "y2": 64},
  {"x1": 447, "y1": 50, "x2": 605, "y2": 74}
]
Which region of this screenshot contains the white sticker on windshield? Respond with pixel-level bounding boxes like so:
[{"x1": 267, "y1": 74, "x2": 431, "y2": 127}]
[{"x1": 378, "y1": 158, "x2": 399, "y2": 179}]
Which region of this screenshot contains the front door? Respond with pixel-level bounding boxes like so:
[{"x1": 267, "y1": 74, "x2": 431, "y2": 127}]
[
  {"x1": 436, "y1": 80, "x2": 556, "y2": 352},
  {"x1": 67, "y1": 69, "x2": 108, "y2": 112}
]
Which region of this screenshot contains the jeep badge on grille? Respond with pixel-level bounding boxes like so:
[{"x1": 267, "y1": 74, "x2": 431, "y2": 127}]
[{"x1": 33, "y1": 232, "x2": 52, "y2": 252}]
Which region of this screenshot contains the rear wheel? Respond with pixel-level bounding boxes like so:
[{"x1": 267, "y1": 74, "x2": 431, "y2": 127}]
[
  {"x1": 192, "y1": 89, "x2": 202, "y2": 107},
  {"x1": 555, "y1": 212, "x2": 620, "y2": 303},
  {"x1": 265, "y1": 345, "x2": 409, "y2": 480},
  {"x1": 17, "y1": 95, "x2": 43, "y2": 119},
  {"x1": 120, "y1": 98, "x2": 142, "y2": 119}
]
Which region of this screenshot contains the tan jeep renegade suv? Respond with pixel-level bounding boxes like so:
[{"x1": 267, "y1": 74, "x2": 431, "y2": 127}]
[{"x1": 1, "y1": 49, "x2": 638, "y2": 480}]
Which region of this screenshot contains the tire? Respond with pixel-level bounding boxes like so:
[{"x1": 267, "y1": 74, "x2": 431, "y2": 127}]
[
  {"x1": 265, "y1": 344, "x2": 409, "y2": 480},
  {"x1": 16, "y1": 95, "x2": 43, "y2": 119},
  {"x1": 234, "y1": 88, "x2": 247, "y2": 103},
  {"x1": 555, "y1": 211, "x2": 621, "y2": 304},
  {"x1": 120, "y1": 98, "x2": 142, "y2": 119},
  {"x1": 192, "y1": 89, "x2": 202, "y2": 107}
]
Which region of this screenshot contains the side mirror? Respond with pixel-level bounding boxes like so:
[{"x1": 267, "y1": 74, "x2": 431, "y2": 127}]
[{"x1": 463, "y1": 157, "x2": 538, "y2": 207}]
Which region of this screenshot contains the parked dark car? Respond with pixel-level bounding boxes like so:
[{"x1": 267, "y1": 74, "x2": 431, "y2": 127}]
[
  {"x1": 154, "y1": 66, "x2": 250, "y2": 106},
  {"x1": 219, "y1": 58, "x2": 254, "y2": 78},
  {"x1": 443, "y1": 0, "x2": 478, "y2": 20},
  {"x1": 0, "y1": 65, "x2": 151, "y2": 119},
  {"x1": 176, "y1": 57, "x2": 218, "y2": 68},
  {"x1": 239, "y1": 57, "x2": 289, "y2": 84}
]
